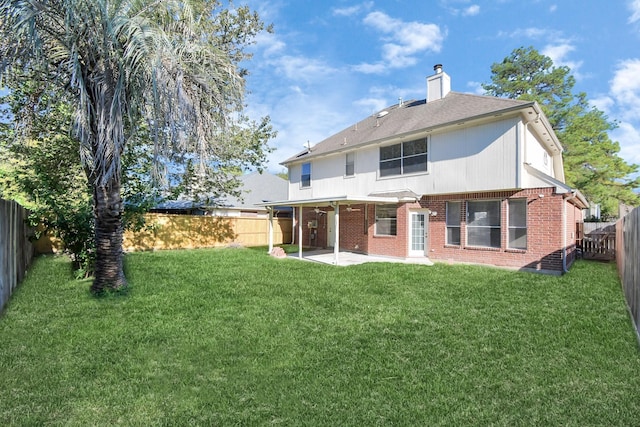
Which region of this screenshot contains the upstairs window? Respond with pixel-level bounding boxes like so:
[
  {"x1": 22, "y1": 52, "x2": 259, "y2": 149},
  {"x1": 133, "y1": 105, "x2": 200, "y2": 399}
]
[
  {"x1": 301, "y1": 162, "x2": 311, "y2": 188},
  {"x1": 508, "y1": 199, "x2": 527, "y2": 250},
  {"x1": 375, "y1": 204, "x2": 397, "y2": 236},
  {"x1": 345, "y1": 152, "x2": 355, "y2": 176},
  {"x1": 380, "y1": 138, "x2": 428, "y2": 177}
]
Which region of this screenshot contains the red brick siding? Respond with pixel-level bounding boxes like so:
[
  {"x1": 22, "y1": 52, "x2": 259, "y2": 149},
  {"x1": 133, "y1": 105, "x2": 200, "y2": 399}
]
[
  {"x1": 421, "y1": 188, "x2": 573, "y2": 272},
  {"x1": 366, "y1": 202, "x2": 420, "y2": 258},
  {"x1": 297, "y1": 206, "x2": 333, "y2": 248},
  {"x1": 292, "y1": 188, "x2": 582, "y2": 272},
  {"x1": 339, "y1": 205, "x2": 368, "y2": 252}
]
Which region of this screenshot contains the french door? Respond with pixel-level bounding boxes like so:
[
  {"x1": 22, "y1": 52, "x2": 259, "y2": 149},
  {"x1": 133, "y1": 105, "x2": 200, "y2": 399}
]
[{"x1": 409, "y1": 211, "x2": 428, "y2": 257}]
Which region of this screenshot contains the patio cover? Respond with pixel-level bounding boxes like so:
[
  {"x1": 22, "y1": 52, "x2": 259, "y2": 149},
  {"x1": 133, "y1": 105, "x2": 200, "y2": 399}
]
[{"x1": 257, "y1": 192, "x2": 421, "y2": 265}]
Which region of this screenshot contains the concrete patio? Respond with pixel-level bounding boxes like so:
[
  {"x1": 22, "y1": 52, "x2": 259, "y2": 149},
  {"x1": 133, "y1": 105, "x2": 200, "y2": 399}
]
[{"x1": 288, "y1": 249, "x2": 434, "y2": 267}]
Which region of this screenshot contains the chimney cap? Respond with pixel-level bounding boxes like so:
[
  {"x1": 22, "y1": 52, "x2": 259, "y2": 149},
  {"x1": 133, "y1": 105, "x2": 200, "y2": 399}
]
[{"x1": 433, "y1": 64, "x2": 443, "y2": 73}]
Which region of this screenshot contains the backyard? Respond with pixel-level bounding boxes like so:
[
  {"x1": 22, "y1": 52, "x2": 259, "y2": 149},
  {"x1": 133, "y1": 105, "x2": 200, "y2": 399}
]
[{"x1": 1, "y1": 248, "x2": 639, "y2": 425}]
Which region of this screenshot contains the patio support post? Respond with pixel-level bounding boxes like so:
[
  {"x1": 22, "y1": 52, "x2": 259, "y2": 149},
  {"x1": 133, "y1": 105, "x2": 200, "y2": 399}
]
[
  {"x1": 267, "y1": 207, "x2": 274, "y2": 254},
  {"x1": 298, "y1": 206, "x2": 303, "y2": 260},
  {"x1": 333, "y1": 202, "x2": 340, "y2": 265}
]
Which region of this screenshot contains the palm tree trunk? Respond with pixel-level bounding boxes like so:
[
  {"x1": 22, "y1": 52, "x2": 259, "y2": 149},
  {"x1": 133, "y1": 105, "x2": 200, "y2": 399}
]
[{"x1": 91, "y1": 175, "x2": 127, "y2": 293}]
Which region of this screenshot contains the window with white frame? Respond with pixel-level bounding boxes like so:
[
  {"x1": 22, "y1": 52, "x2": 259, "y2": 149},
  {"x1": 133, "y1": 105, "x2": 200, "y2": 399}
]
[
  {"x1": 345, "y1": 152, "x2": 355, "y2": 176},
  {"x1": 301, "y1": 162, "x2": 311, "y2": 188},
  {"x1": 375, "y1": 204, "x2": 397, "y2": 236},
  {"x1": 467, "y1": 200, "x2": 501, "y2": 248},
  {"x1": 508, "y1": 199, "x2": 527, "y2": 250},
  {"x1": 446, "y1": 201, "x2": 461, "y2": 245},
  {"x1": 379, "y1": 138, "x2": 428, "y2": 177}
]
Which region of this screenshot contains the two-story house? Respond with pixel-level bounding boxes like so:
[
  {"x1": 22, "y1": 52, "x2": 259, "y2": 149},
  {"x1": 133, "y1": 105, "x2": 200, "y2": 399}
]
[{"x1": 262, "y1": 65, "x2": 587, "y2": 273}]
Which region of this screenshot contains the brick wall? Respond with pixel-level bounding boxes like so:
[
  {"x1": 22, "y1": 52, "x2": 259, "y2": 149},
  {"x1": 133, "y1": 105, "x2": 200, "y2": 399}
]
[
  {"x1": 421, "y1": 188, "x2": 578, "y2": 272},
  {"x1": 293, "y1": 188, "x2": 582, "y2": 273},
  {"x1": 338, "y1": 205, "x2": 368, "y2": 253},
  {"x1": 297, "y1": 207, "x2": 332, "y2": 248},
  {"x1": 367, "y1": 202, "x2": 407, "y2": 258}
]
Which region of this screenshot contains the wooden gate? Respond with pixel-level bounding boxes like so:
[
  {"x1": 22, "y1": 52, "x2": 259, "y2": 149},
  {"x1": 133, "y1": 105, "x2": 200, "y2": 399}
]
[{"x1": 579, "y1": 223, "x2": 616, "y2": 261}]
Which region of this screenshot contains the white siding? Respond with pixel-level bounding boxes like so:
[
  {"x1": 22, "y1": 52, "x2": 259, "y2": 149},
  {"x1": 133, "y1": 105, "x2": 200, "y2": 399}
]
[
  {"x1": 288, "y1": 117, "x2": 527, "y2": 200},
  {"x1": 429, "y1": 119, "x2": 518, "y2": 193},
  {"x1": 524, "y1": 126, "x2": 553, "y2": 176}
]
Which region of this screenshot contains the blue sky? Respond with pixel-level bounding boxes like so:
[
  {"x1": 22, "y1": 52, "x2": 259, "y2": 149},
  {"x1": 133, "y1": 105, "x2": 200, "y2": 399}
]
[{"x1": 242, "y1": 0, "x2": 640, "y2": 176}]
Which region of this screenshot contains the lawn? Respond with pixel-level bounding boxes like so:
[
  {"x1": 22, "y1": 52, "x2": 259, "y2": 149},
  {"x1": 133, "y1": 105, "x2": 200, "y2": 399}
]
[{"x1": 1, "y1": 248, "x2": 639, "y2": 426}]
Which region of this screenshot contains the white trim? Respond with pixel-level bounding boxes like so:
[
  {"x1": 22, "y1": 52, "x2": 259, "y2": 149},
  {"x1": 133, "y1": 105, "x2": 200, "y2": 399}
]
[{"x1": 257, "y1": 194, "x2": 405, "y2": 208}]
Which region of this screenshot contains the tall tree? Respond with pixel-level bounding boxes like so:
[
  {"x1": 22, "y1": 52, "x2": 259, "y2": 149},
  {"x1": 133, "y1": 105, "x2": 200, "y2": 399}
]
[
  {"x1": 483, "y1": 46, "x2": 639, "y2": 218},
  {"x1": 0, "y1": 0, "x2": 274, "y2": 292},
  {"x1": 1, "y1": 72, "x2": 157, "y2": 276}
]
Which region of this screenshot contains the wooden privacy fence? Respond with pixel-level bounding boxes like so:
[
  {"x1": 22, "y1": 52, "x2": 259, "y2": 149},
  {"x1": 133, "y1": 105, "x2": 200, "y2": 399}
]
[
  {"x1": 616, "y1": 208, "x2": 640, "y2": 342},
  {"x1": 0, "y1": 199, "x2": 34, "y2": 314},
  {"x1": 123, "y1": 213, "x2": 293, "y2": 252}
]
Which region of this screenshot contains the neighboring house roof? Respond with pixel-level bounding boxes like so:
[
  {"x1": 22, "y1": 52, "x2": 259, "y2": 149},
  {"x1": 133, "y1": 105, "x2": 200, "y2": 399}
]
[
  {"x1": 218, "y1": 172, "x2": 289, "y2": 210},
  {"x1": 283, "y1": 92, "x2": 561, "y2": 165},
  {"x1": 153, "y1": 200, "x2": 199, "y2": 210},
  {"x1": 153, "y1": 172, "x2": 289, "y2": 212}
]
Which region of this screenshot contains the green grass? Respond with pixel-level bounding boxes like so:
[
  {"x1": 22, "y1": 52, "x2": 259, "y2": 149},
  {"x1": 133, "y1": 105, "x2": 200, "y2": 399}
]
[{"x1": 1, "y1": 248, "x2": 639, "y2": 426}]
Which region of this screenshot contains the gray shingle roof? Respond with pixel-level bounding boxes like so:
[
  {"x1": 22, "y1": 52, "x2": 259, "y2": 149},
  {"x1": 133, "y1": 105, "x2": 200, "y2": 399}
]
[
  {"x1": 153, "y1": 172, "x2": 288, "y2": 211},
  {"x1": 283, "y1": 92, "x2": 534, "y2": 164},
  {"x1": 220, "y1": 172, "x2": 288, "y2": 209}
]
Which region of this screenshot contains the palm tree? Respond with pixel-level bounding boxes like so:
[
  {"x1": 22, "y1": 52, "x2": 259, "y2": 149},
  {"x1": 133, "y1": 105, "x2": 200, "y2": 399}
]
[{"x1": 0, "y1": 0, "x2": 269, "y2": 292}]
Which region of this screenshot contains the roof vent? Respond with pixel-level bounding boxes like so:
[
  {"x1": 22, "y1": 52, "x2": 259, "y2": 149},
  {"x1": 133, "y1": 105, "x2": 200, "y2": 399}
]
[{"x1": 376, "y1": 110, "x2": 389, "y2": 118}]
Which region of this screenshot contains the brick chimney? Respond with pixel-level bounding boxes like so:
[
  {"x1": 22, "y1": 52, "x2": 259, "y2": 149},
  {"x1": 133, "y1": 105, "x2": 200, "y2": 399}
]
[{"x1": 427, "y1": 64, "x2": 451, "y2": 102}]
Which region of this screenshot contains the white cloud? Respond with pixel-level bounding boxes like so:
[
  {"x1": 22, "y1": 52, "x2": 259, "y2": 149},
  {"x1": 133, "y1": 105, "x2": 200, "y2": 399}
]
[
  {"x1": 332, "y1": 1, "x2": 374, "y2": 17},
  {"x1": 542, "y1": 42, "x2": 584, "y2": 77},
  {"x1": 497, "y1": 27, "x2": 561, "y2": 40},
  {"x1": 253, "y1": 31, "x2": 286, "y2": 58},
  {"x1": 271, "y1": 55, "x2": 338, "y2": 83},
  {"x1": 611, "y1": 59, "x2": 640, "y2": 121},
  {"x1": 462, "y1": 5, "x2": 480, "y2": 16},
  {"x1": 358, "y1": 11, "x2": 445, "y2": 72},
  {"x1": 549, "y1": 4, "x2": 557, "y2": 12},
  {"x1": 466, "y1": 81, "x2": 484, "y2": 95},
  {"x1": 352, "y1": 62, "x2": 388, "y2": 74},
  {"x1": 612, "y1": 122, "x2": 640, "y2": 166},
  {"x1": 353, "y1": 97, "x2": 390, "y2": 114},
  {"x1": 590, "y1": 95, "x2": 615, "y2": 114},
  {"x1": 439, "y1": 1, "x2": 479, "y2": 16},
  {"x1": 598, "y1": 59, "x2": 640, "y2": 170},
  {"x1": 496, "y1": 28, "x2": 584, "y2": 78},
  {"x1": 629, "y1": 0, "x2": 640, "y2": 23}
]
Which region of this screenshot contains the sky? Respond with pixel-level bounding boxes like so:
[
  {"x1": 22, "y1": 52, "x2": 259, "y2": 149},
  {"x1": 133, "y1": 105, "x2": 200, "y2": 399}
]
[{"x1": 240, "y1": 0, "x2": 640, "y2": 176}]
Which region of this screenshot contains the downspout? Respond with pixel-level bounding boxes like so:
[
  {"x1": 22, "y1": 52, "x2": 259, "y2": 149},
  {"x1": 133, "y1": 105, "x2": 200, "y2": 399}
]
[{"x1": 563, "y1": 190, "x2": 578, "y2": 273}]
